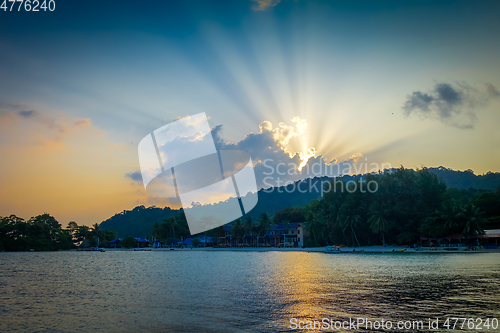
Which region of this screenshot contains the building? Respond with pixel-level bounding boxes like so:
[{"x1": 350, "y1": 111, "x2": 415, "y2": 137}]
[
  {"x1": 217, "y1": 222, "x2": 305, "y2": 247},
  {"x1": 183, "y1": 236, "x2": 213, "y2": 248},
  {"x1": 107, "y1": 237, "x2": 150, "y2": 248},
  {"x1": 268, "y1": 223, "x2": 304, "y2": 247},
  {"x1": 218, "y1": 225, "x2": 233, "y2": 247},
  {"x1": 419, "y1": 229, "x2": 500, "y2": 249},
  {"x1": 479, "y1": 229, "x2": 500, "y2": 248}
]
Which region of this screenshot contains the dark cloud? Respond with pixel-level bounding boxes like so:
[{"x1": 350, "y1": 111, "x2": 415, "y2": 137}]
[
  {"x1": 18, "y1": 110, "x2": 36, "y2": 118},
  {"x1": 125, "y1": 171, "x2": 143, "y2": 182},
  {"x1": 435, "y1": 83, "x2": 462, "y2": 105},
  {"x1": 403, "y1": 82, "x2": 498, "y2": 129},
  {"x1": 486, "y1": 82, "x2": 500, "y2": 97},
  {"x1": 404, "y1": 91, "x2": 434, "y2": 112}
]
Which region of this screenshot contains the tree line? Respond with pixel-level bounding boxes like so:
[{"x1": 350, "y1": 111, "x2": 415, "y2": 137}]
[
  {"x1": 302, "y1": 167, "x2": 499, "y2": 246},
  {"x1": 148, "y1": 167, "x2": 500, "y2": 247},
  {"x1": 0, "y1": 214, "x2": 116, "y2": 251}
]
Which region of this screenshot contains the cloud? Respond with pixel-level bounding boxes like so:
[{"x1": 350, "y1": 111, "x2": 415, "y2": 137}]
[
  {"x1": 251, "y1": 0, "x2": 281, "y2": 11},
  {"x1": 210, "y1": 118, "x2": 365, "y2": 188},
  {"x1": 402, "y1": 82, "x2": 499, "y2": 129},
  {"x1": 125, "y1": 171, "x2": 143, "y2": 182},
  {"x1": 486, "y1": 82, "x2": 500, "y2": 97},
  {"x1": 0, "y1": 105, "x2": 140, "y2": 226},
  {"x1": 126, "y1": 117, "x2": 367, "y2": 193},
  {"x1": 0, "y1": 104, "x2": 92, "y2": 144},
  {"x1": 18, "y1": 110, "x2": 36, "y2": 117}
]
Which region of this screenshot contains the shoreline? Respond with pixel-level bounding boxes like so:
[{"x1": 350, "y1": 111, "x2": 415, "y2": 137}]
[
  {"x1": 104, "y1": 245, "x2": 500, "y2": 254},
  {"x1": 3, "y1": 246, "x2": 499, "y2": 253}
]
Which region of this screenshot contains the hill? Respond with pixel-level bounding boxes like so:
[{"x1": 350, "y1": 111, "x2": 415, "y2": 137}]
[
  {"x1": 99, "y1": 206, "x2": 181, "y2": 238},
  {"x1": 427, "y1": 167, "x2": 500, "y2": 191},
  {"x1": 100, "y1": 168, "x2": 500, "y2": 237}
]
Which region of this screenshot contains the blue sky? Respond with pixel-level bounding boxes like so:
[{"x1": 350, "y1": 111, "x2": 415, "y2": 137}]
[{"x1": 1, "y1": 0, "x2": 499, "y2": 224}]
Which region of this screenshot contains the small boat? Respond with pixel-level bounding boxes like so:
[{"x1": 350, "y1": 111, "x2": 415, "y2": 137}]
[
  {"x1": 324, "y1": 246, "x2": 343, "y2": 253},
  {"x1": 346, "y1": 250, "x2": 364, "y2": 253},
  {"x1": 392, "y1": 249, "x2": 406, "y2": 252},
  {"x1": 86, "y1": 247, "x2": 105, "y2": 252},
  {"x1": 133, "y1": 248, "x2": 152, "y2": 251}
]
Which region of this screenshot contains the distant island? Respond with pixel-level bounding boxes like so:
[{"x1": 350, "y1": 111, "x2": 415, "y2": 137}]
[{"x1": 1, "y1": 167, "x2": 499, "y2": 251}]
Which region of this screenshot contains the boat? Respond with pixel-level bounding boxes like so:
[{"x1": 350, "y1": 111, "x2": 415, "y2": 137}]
[
  {"x1": 324, "y1": 246, "x2": 343, "y2": 253},
  {"x1": 345, "y1": 250, "x2": 364, "y2": 253},
  {"x1": 392, "y1": 249, "x2": 406, "y2": 252},
  {"x1": 85, "y1": 247, "x2": 105, "y2": 252},
  {"x1": 133, "y1": 248, "x2": 152, "y2": 251}
]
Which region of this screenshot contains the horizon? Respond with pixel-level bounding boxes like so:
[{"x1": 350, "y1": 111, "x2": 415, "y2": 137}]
[
  {"x1": 1, "y1": 0, "x2": 500, "y2": 226},
  {"x1": 3, "y1": 165, "x2": 499, "y2": 227}
]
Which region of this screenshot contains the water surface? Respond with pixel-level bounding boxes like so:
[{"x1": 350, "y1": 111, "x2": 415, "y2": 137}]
[{"x1": 0, "y1": 251, "x2": 499, "y2": 332}]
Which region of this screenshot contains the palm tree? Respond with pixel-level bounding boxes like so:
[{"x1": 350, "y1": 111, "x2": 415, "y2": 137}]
[
  {"x1": 257, "y1": 212, "x2": 271, "y2": 246},
  {"x1": 367, "y1": 201, "x2": 391, "y2": 246},
  {"x1": 243, "y1": 216, "x2": 254, "y2": 245},
  {"x1": 91, "y1": 223, "x2": 104, "y2": 247},
  {"x1": 338, "y1": 204, "x2": 361, "y2": 247},
  {"x1": 323, "y1": 203, "x2": 341, "y2": 246},
  {"x1": 162, "y1": 217, "x2": 177, "y2": 246},
  {"x1": 439, "y1": 200, "x2": 462, "y2": 230},
  {"x1": 231, "y1": 219, "x2": 245, "y2": 245},
  {"x1": 421, "y1": 200, "x2": 462, "y2": 237},
  {"x1": 152, "y1": 222, "x2": 161, "y2": 247},
  {"x1": 257, "y1": 212, "x2": 271, "y2": 236},
  {"x1": 345, "y1": 214, "x2": 362, "y2": 247},
  {"x1": 304, "y1": 217, "x2": 321, "y2": 246},
  {"x1": 368, "y1": 215, "x2": 390, "y2": 246},
  {"x1": 459, "y1": 204, "x2": 486, "y2": 238}
]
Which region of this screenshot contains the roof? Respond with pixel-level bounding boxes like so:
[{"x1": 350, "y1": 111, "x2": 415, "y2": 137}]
[
  {"x1": 420, "y1": 230, "x2": 500, "y2": 240},
  {"x1": 221, "y1": 225, "x2": 232, "y2": 231},
  {"x1": 270, "y1": 222, "x2": 303, "y2": 231},
  {"x1": 480, "y1": 229, "x2": 500, "y2": 238},
  {"x1": 108, "y1": 238, "x2": 123, "y2": 243},
  {"x1": 135, "y1": 238, "x2": 150, "y2": 243},
  {"x1": 183, "y1": 236, "x2": 212, "y2": 244}
]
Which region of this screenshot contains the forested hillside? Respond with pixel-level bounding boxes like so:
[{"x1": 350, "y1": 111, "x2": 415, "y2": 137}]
[{"x1": 99, "y1": 168, "x2": 500, "y2": 238}]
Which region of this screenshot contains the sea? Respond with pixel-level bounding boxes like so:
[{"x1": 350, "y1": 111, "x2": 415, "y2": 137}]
[{"x1": 0, "y1": 251, "x2": 499, "y2": 332}]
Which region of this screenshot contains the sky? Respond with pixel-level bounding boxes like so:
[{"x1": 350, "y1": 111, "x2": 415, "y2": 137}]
[{"x1": 0, "y1": 0, "x2": 499, "y2": 226}]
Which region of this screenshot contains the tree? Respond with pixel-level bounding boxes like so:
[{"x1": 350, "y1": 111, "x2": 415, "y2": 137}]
[
  {"x1": 243, "y1": 216, "x2": 254, "y2": 236},
  {"x1": 459, "y1": 204, "x2": 486, "y2": 237},
  {"x1": 231, "y1": 219, "x2": 245, "y2": 242},
  {"x1": 121, "y1": 236, "x2": 136, "y2": 248},
  {"x1": 367, "y1": 201, "x2": 391, "y2": 246},
  {"x1": 67, "y1": 221, "x2": 79, "y2": 240},
  {"x1": 273, "y1": 206, "x2": 305, "y2": 224},
  {"x1": 257, "y1": 212, "x2": 271, "y2": 236},
  {"x1": 75, "y1": 225, "x2": 90, "y2": 244},
  {"x1": 421, "y1": 200, "x2": 462, "y2": 238},
  {"x1": 152, "y1": 222, "x2": 161, "y2": 240},
  {"x1": 338, "y1": 204, "x2": 362, "y2": 247},
  {"x1": 191, "y1": 237, "x2": 201, "y2": 248},
  {"x1": 91, "y1": 223, "x2": 104, "y2": 247}
]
